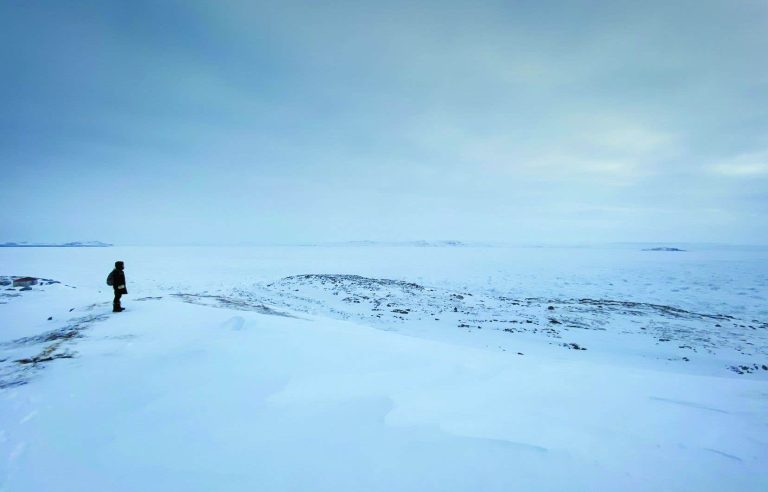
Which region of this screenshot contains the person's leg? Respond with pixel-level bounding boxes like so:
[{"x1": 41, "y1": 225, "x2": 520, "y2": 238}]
[{"x1": 113, "y1": 291, "x2": 123, "y2": 312}]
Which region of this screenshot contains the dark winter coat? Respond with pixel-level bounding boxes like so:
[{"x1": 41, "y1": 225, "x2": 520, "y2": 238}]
[{"x1": 111, "y1": 268, "x2": 127, "y2": 294}]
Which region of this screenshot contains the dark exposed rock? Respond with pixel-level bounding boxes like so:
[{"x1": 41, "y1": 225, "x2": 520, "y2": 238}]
[
  {"x1": 576, "y1": 298, "x2": 733, "y2": 321},
  {"x1": 238, "y1": 273, "x2": 766, "y2": 373},
  {"x1": 272, "y1": 274, "x2": 425, "y2": 292},
  {"x1": 562, "y1": 343, "x2": 587, "y2": 351},
  {"x1": 728, "y1": 364, "x2": 767, "y2": 374},
  {"x1": 16, "y1": 351, "x2": 74, "y2": 365},
  {"x1": 7, "y1": 327, "x2": 81, "y2": 347},
  {"x1": 0, "y1": 313, "x2": 111, "y2": 389},
  {"x1": 172, "y1": 294, "x2": 295, "y2": 317}
]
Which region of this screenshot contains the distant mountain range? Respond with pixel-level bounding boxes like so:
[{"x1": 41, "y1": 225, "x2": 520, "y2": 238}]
[
  {"x1": 0, "y1": 241, "x2": 112, "y2": 248},
  {"x1": 301, "y1": 240, "x2": 487, "y2": 247},
  {"x1": 641, "y1": 247, "x2": 686, "y2": 252}
]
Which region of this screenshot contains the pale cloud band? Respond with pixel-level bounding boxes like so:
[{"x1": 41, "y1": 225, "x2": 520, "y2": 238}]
[
  {"x1": 710, "y1": 151, "x2": 768, "y2": 177},
  {"x1": 0, "y1": 0, "x2": 766, "y2": 244}
]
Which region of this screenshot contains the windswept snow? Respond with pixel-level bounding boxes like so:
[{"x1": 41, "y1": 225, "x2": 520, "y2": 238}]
[{"x1": 1, "y1": 245, "x2": 767, "y2": 491}]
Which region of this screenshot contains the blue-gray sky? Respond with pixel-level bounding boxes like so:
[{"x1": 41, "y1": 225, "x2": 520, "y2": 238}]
[{"x1": 1, "y1": 0, "x2": 767, "y2": 245}]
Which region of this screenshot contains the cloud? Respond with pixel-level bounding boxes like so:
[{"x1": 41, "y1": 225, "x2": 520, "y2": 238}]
[
  {"x1": 565, "y1": 113, "x2": 676, "y2": 154},
  {"x1": 404, "y1": 111, "x2": 678, "y2": 186},
  {"x1": 1, "y1": 0, "x2": 767, "y2": 244},
  {"x1": 710, "y1": 151, "x2": 768, "y2": 177}
]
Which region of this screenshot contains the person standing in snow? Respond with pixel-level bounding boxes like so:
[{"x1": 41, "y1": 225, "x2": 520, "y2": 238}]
[{"x1": 108, "y1": 261, "x2": 128, "y2": 312}]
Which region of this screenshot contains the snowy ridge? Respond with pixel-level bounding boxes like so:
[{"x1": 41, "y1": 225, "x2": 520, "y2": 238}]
[
  {"x1": 217, "y1": 274, "x2": 768, "y2": 374},
  {"x1": 0, "y1": 313, "x2": 108, "y2": 389},
  {"x1": 2, "y1": 245, "x2": 767, "y2": 491},
  {"x1": 2, "y1": 271, "x2": 767, "y2": 390}
]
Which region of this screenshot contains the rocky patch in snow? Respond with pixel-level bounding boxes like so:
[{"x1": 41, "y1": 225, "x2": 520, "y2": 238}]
[
  {"x1": 171, "y1": 293, "x2": 297, "y2": 317},
  {"x1": 225, "y1": 274, "x2": 768, "y2": 372},
  {"x1": 0, "y1": 313, "x2": 108, "y2": 388},
  {"x1": 0, "y1": 276, "x2": 69, "y2": 304}
]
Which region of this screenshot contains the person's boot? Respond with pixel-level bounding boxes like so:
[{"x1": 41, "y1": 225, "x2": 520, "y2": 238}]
[{"x1": 113, "y1": 302, "x2": 124, "y2": 312}]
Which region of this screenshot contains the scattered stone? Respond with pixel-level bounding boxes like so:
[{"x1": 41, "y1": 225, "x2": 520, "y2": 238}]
[
  {"x1": 12, "y1": 277, "x2": 38, "y2": 288},
  {"x1": 16, "y1": 352, "x2": 74, "y2": 365},
  {"x1": 47, "y1": 316, "x2": 52, "y2": 321},
  {"x1": 171, "y1": 294, "x2": 295, "y2": 317},
  {"x1": 250, "y1": 273, "x2": 766, "y2": 378},
  {"x1": 562, "y1": 342, "x2": 587, "y2": 351},
  {"x1": 20, "y1": 286, "x2": 32, "y2": 291},
  {"x1": 728, "y1": 364, "x2": 764, "y2": 374}
]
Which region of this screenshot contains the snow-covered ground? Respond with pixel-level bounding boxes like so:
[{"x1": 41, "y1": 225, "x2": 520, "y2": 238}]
[{"x1": 1, "y1": 245, "x2": 767, "y2": 491}]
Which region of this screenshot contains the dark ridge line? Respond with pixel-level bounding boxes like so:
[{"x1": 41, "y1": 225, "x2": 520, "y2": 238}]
[
  {"x1": 572, "y1": 298, "x2": 735, "y2": 321},
  {"x1": 273, "y1": 274, "x2": 425, "y2": 290},
  {"x1": 1, "y1": 314, "x2": 108, "y2": 348}
]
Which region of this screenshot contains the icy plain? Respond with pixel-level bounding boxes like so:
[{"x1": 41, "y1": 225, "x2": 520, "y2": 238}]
[{"x1": 1, "y1": 245, "x2": 767, "y2": 491}]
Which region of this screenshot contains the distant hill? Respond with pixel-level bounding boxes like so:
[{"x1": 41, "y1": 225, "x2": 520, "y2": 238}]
[
  {"x1": 0, "y1": 241, "x2": 112, "y2": 248},
  {"x1": 642, "y1": 247, "x2": 686, "y2": 252},
  {"x1": 303, "y1": 240, "x2": 487, "y2": 247}
]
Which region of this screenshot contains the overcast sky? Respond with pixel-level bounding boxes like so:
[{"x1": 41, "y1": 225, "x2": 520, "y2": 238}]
[{"x1": 1, "y1": 0, "x2": 767, "y2": 245}]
